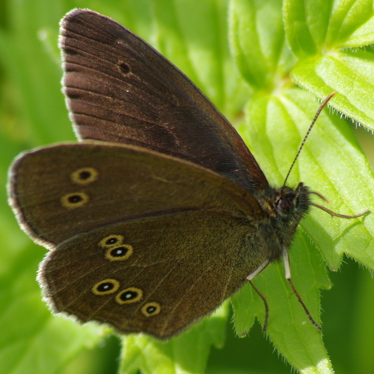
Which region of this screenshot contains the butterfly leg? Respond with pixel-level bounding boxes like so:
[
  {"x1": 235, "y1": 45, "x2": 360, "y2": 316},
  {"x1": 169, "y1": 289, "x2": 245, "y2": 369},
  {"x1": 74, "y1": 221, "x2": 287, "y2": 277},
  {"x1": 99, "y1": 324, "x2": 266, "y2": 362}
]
[
  {"x1": 246, "y1": 260, "x2": 270, "y2": 331},
  {"x1": 247, "y1": 280, "x2": 269, "y2": 332},
  {"x1": 282, "y1": 248, "x2": 322, "y2": 330},
  {"x1": 247, "y1": 259, "x2": 270, "y2": 280}
]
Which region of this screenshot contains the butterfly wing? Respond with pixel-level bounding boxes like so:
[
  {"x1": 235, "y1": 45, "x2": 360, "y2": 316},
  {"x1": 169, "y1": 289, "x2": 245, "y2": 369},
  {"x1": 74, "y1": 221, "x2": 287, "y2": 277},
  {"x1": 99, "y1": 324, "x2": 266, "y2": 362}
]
[
  {"x1": 9, "y1": 143, "x2": 266, "y2": 338},
  {"x1": 60, "y1": 9, "x2": 268, "y2": 193},
  {"x1": 8, "y1": 143, "x2": 264, "y2": 248},
  {"x1": 40, "y1": 211, "x2": 259, "y2": 339}
]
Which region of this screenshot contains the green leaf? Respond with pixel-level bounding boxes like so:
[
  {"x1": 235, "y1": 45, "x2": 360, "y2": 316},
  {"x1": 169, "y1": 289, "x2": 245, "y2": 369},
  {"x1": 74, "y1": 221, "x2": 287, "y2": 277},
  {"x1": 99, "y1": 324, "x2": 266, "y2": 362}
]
[
  {"x1": 151, "y1": 0, "x2": 249, "y2": 117},
  {"x1": 230, "y1": 0, "x2": 374, "y2": 373},
  {"x1": 326, "y1": 0, "x2": 374, "y2": 48},
  {"x1": 234, "y1": 233, "x2": 331, "y2": 373},
  {"x1": 283, "y1": 0, "x2": 334, "y2": 57},
  {"x1": 0, "y1": 0, "x2": 73, "y2": 145},
  {"x1": 0, "y1": 241, "x2": 102, "y2": 374},
  {"x1": 291, "y1": 53, "x2": 374, "y2": 130},
  {"x1": 119, "y1": 304, "x2": 227, "y2": 374},
  {"x1": 284, "y1": 0, "x2": 374, "y2": 130},
  {"x1": 237, "y1": 89, "x2": 374, "y2": 371},
  {"x1": 230, "y1": 0, "x2": 295, "y2": 90},
  {"x1": 1, "y1": 0, "x2": 374, "y2": 373}
]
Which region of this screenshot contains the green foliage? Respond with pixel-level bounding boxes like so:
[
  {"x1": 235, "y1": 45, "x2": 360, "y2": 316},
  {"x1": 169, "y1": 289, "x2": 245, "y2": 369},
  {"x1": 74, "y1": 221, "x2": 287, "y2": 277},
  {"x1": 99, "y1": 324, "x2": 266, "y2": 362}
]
[{"x1": 0, "y1": 0, "x2": 373, "y2": 373}]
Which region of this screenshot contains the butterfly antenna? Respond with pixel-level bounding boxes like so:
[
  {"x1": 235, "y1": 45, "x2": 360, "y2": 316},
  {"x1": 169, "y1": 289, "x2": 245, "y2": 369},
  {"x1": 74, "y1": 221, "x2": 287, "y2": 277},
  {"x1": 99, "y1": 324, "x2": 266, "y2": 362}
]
[{"x1": 283, "y1": 92, "x2": 336, "y2": 187}]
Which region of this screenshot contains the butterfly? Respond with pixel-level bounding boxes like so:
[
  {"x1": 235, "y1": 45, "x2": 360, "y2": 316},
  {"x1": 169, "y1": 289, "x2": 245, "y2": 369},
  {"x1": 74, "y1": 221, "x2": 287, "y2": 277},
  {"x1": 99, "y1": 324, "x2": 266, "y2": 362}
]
[{"x1": 8, "y1": 9, "x2": 367, "y2": 339}]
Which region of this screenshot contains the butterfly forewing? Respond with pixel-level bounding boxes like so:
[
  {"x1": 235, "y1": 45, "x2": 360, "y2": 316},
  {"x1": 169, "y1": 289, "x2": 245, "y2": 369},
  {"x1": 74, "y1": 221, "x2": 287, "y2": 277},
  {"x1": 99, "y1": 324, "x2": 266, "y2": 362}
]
[
  {"x1": 9, "y1": 143, "x2": 264, "y2": 248},
  {"x1": 60, "y1": 9, "x2": 268, "y2": 193}
]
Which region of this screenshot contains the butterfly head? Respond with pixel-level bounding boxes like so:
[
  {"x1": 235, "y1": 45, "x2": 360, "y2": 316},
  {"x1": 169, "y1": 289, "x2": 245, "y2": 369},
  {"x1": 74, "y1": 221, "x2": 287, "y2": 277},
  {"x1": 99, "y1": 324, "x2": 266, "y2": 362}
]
[
  {"x1": 275, "y1": 183, "x2": 311, "y2": 220},
  {"x1": 250, "y1": 183, "x2": 311, "y2": 262}
]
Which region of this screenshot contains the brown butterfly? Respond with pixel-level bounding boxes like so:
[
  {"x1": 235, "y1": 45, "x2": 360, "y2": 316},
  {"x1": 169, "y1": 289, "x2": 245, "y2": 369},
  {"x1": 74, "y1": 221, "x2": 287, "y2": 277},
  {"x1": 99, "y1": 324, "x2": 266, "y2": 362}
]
[{"x1": 7, "y1": 9, "x2": 367, "y2": 339}]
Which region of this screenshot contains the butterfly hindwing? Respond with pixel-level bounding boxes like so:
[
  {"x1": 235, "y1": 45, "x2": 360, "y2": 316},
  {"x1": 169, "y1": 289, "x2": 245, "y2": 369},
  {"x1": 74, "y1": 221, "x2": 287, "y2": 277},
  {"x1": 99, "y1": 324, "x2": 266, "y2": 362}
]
[{"x1": 40, "y1": 211, "x2": 259, "y2": 338}]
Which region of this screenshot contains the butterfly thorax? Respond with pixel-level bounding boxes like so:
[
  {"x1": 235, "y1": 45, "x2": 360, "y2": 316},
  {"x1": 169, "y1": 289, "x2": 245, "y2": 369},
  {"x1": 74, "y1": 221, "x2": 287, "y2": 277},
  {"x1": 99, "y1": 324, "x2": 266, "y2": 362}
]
[{"x1": 249, "y1": 182, "x2": 311, "y2": 262}]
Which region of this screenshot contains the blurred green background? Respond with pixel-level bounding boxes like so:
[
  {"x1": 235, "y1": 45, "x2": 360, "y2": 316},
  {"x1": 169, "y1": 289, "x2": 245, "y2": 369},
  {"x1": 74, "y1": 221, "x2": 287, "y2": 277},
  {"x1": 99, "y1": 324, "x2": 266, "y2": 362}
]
[{"x1": 1, "y1": 0, "x2": 374, "y2": 373}]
